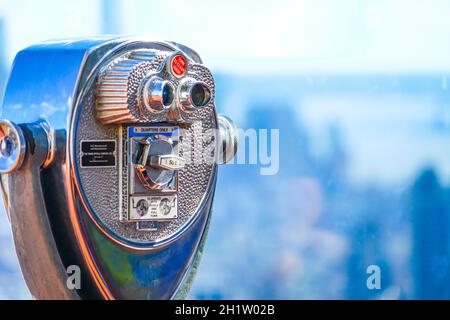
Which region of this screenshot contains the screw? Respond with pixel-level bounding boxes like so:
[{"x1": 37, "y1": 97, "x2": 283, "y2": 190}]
[{"x1": 0, "y1": 135, "x2": 14, "y2": 158}]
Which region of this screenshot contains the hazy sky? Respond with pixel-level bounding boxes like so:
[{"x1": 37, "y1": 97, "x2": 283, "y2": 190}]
[
  {"x1": 1, "y1": 0, "x2": 450, "y2": 73},
  {"x1": 1, "y1": 0, "x2": 450, "y2": 183}
]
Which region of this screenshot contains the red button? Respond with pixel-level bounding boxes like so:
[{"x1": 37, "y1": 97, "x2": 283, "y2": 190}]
[{"x1": 171, "y1": 54, "x2": 187, "y2": 77}]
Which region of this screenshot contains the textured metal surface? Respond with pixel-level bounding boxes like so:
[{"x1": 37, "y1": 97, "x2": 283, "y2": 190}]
[
  {"x1": 96, "y1": 51, "x2": 168, "y2": 124},
  {"x1": 76, "y1": 48, "x2": 217, "y2": 246},
  {"x1": 79, "y1": 175, "x2": 215, "y2": 299}
]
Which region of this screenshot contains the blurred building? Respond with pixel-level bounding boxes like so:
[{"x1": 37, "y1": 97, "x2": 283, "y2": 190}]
[{"x1": 411, "y1": 169, "x2": 450, "y2": 299}]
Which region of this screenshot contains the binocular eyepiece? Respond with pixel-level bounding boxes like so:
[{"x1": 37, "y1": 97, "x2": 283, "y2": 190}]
[
  {"x1": 0, "y1": 38, "x2": 238, "y2": 300},
  {"x1": 95, "y1": 51, "x2": 215, "y2": 125},
  {"x1": 140, "y1": 76, "x2": 211, "y2": 114},
  {"x1": 141, "y1": 76, "x2": 175, "y2": 112},
  {"x1": 178, "y1": 79, "x2": 212, "y2": 112}
]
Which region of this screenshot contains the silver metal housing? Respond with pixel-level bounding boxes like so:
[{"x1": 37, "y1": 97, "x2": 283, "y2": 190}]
[{"x1": 0, "y1": 37, "x2": 233, "y2": 300}]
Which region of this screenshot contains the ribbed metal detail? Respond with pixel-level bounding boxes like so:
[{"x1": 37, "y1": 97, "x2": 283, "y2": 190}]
[{"x1": 95, "y1": 51, "x2": 156, "y2": 125}]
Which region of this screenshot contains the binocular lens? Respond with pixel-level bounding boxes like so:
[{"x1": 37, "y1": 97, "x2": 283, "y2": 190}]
[
  {"x1": 190, "y1": 82, "x2": 211, "y2": 107},
  {"x1": 162, "y1": 82, "x2": 174, "y2": 107},
  {"x1": 140, "y1": 77, "x2": 175, "y2": 114}
]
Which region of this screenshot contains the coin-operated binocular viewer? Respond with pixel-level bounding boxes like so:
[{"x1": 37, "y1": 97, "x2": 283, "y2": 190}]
[{"x1": 0, "y1": 38, "x2": 237, "y2": 299}]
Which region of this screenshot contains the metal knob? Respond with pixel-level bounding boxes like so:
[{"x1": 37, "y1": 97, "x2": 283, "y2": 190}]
[
  {"x1": 135, "y1": 136, "x2": 185, "y2": 190},
  {"x1": 217, "y1": 115, "x2": 238, "y2": 165},
  {"x1": 148, "y1": 154, "x2": 186, "y2": 171},
  {"x1": 0, "y1": 120, "x2": 26, "y2": 174}
]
